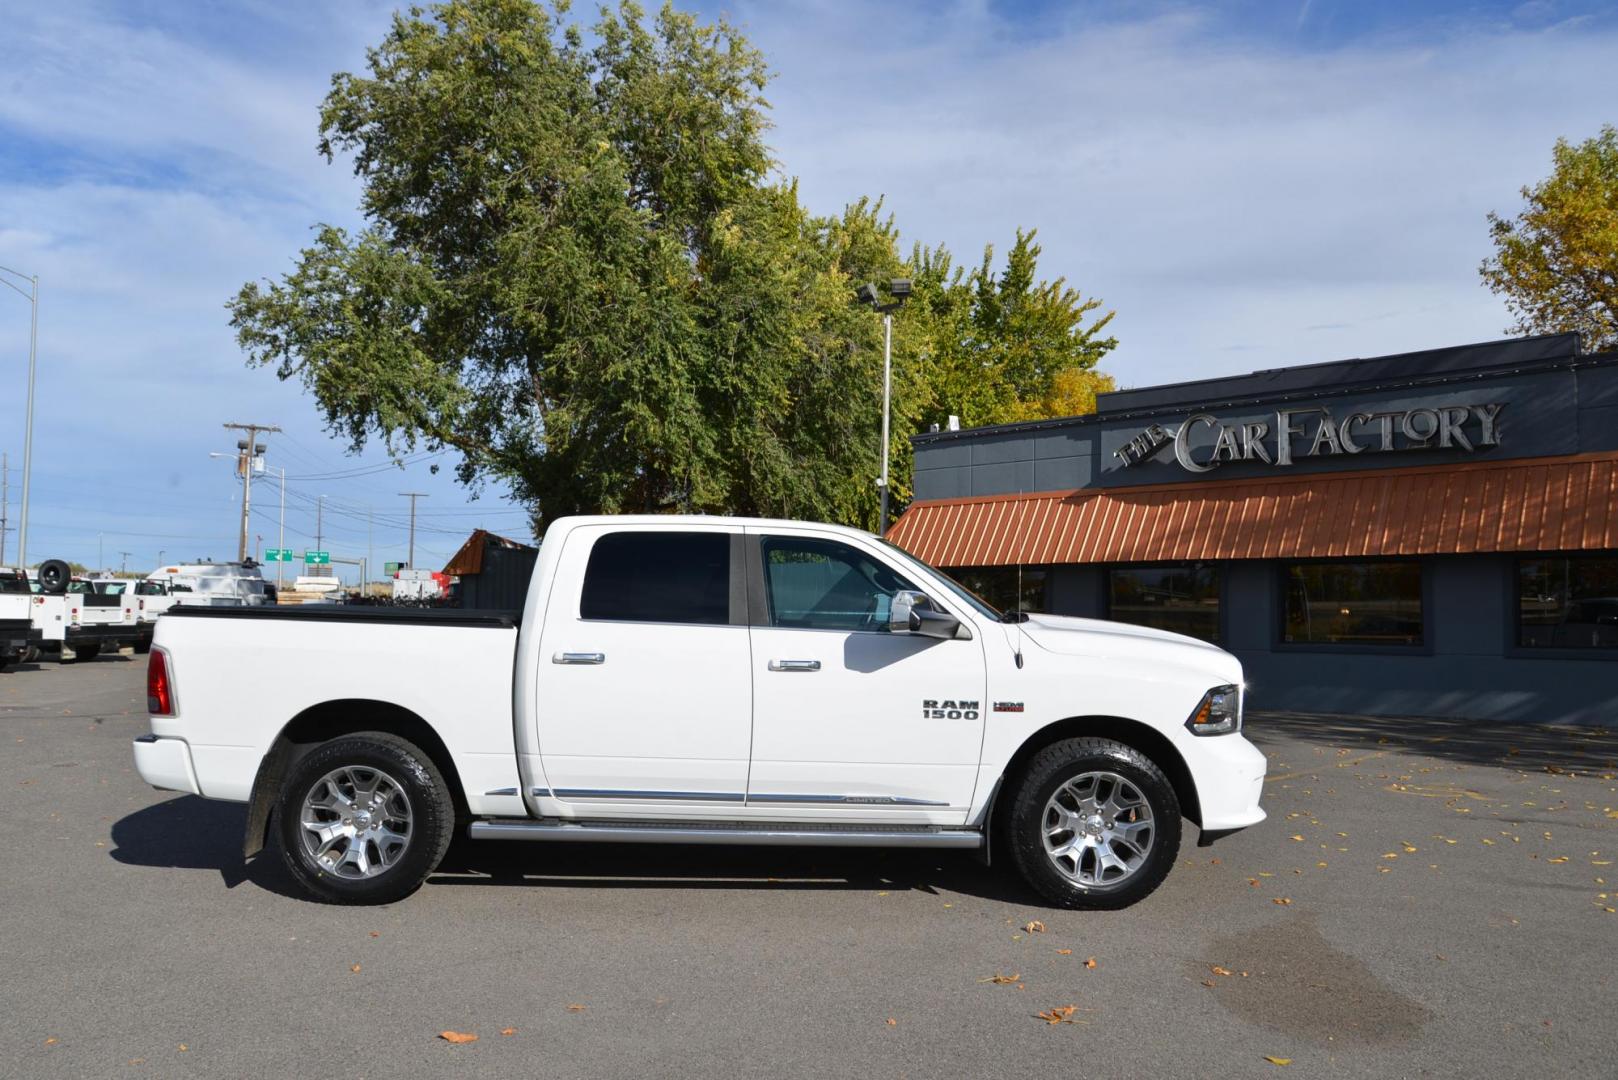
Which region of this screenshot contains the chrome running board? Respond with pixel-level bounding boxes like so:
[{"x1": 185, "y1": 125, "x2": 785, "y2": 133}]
[{"x1": 467, "y1": 819, "x2": 984, "y2": 849}]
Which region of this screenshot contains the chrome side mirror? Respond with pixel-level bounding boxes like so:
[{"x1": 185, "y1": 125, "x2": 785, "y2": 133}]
[{"x1": 888, "y1": 589, "x2": 965, "y2": 640}]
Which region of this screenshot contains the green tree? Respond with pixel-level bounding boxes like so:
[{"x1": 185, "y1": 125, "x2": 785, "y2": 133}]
[
  {"x1": 230, "y1": 0, "x2": 1116, "y2": 530},
  {"x1": 1481, "y1": 125, "x2": 1618, "y2": 351},
  {"x1": 908, "y1": 230, "x2": 1116, "y2": 430}
]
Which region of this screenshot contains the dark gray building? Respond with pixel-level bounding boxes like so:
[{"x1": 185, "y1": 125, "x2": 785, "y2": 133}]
[{"x1": 891, "y1": 333, "x2": 1618, "y2": 725}]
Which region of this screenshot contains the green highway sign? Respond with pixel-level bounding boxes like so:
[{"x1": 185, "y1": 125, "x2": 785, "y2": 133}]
[
  {"x1": 303, "y1": 551, "x2": 331, "y2": 566},
  {"x1": 263, "y1": 548, "x2": 295, "y2": 562},
  {"x1": 385, "y1": 562, "x2": 404, "y2": 573}
]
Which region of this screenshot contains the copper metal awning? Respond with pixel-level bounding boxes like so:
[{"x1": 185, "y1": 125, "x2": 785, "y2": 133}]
[{"x1": 887, "y1": 451, "x2": 1618, "y2": 566}]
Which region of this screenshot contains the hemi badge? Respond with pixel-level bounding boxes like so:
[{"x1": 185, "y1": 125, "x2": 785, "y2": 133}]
[{"x1": 993, "y1": 701, "x2": 1024, "y2": 713}]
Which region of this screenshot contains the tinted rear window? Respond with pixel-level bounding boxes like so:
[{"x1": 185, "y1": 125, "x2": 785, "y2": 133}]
[{"x1": 579, "y1": 532, "x2": 730, "y2": 625}]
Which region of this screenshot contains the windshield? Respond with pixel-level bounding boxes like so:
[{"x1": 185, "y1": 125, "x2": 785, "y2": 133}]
[
  {"x1": 136, "y1": 581, "x2": 166, "y2": 596},
  {"x1": 877, "y1": 539, "x2": 1002, "y2": 621},
  {"x1": 0, "y1": 573, "x2": 28, "y2": 594},
  {"x1": 96, "y1": 582, "x2": 129, "y2": 595}
]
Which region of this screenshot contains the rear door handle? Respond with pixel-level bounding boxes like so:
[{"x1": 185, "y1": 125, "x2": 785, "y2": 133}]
[
  {"x1": 768, "y1": 659, "x2": 821, "y2": 672},
  {"x1": 553, "y1": 651, "x2": 606, "y2": 665}
]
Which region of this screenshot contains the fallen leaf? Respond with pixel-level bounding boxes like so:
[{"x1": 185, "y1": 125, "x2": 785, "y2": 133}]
[
  {"x1": 1056, "y1": 949, "x2": 1073, "y2": 955},
  {"x1": 1248, "y1": 878, "x2": 1261, "y2": 887},
  {"x1": 1024, "y1": 921, "x2": 1046, "y2": 933},
  {"x1": 439, "y1": 1031, "x2": 478, "y2": 1044},
  {"x1": 1272, "y1": 897, "x2": 1292, "y2": 905},
  {"x1": 178, "y1": 1044, "x2": 189, "y2": 1052},
  {"x1": 1201, "y1": 979, "x2": 1216, "y2": 987},
  {"x1": 370, "y1": 931, "x2": 380, "y2": 938},
  {"x1": 1084, "y1": 957, "x2": 1097, "y2": 969},
  {"x1": 44, "y1": 1038, "x2": 57, "y2": 1046},
  {"x1": 1289, "y1": 834, "x2": 1304, "y2": 842},
  {"x1": 350, "y1": 964, "x2": 361, "y2": 974},
  {"x1": 500, "y1": 1028, "x2": 516, "y2": 1037},
  {"x1": 886, "y1": 1018, "x2": 898, "y2": 1026},
  {"x1": 1211, "y1": 965, "x2": 1234, "y2": 976},
  {"x1": 981, "y1": 973, "x2": 1022, "y2": 985},
  {"x1": 566, "y1": 1004, "x2": 587, "y2": 1012},
  {"x1": 1035, "y1": 1005, "x2": 1081, "y2": 1025},
  {"x1": 1548, "y1": 857, "x2": 1569, "y2": 864},
  {"x1": 1264, "y1": 1056, "x2": 1293, "y2": 1066}
]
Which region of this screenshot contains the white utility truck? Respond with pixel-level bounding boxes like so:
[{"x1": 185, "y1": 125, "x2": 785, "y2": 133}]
[
  {"x1": 134, "y1": 516, "x2": 1266, "y2": 907},
  {"x1": 0, "y1": 568, "x2": 38, "y2": 669},
  {"x1": 25, "y1": 560, "x2": 141, "y2": 661},
  {"x1": 91, "y1": 578, "x2": 176, "y2": 653},
  {"x1": 145, "y1": 562, "x2": 270, "y2": 608}
]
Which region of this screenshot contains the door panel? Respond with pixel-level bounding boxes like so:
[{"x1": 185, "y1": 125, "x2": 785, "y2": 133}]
[
  {"x1": 534, "y1": 525, "x2": 752, "y2": 811},
  {"x1": 745, "y1": 530, "x2": 987, "y2": 821}
]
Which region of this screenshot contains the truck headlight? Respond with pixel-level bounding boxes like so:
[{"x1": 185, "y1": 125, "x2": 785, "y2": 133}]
[{"x1": 1186, "y1": 684, "x2": 1241, "y2": 736}]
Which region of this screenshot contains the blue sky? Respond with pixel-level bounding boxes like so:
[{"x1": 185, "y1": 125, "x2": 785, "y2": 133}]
[{"x1": 2, "y1": 0, "x2": 1615, "y2": 574}]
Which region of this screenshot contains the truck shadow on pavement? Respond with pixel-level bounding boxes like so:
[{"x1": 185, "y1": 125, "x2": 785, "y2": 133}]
[
  {"x1": 1250, "y1": 710, "x2": 1618, "y2": 775},
  {"x1": 108, "y1": 795, "x2": 305, "y2": 899},
  {"x1": 428, "y1": 835, "x2": 1032, "y2": 903},
  {"x1": 109, "y1": 796, "x2": 1034, "y2": 905}
]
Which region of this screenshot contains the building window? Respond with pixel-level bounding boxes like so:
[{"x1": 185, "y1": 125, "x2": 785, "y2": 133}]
[
  {"x1": 951, "y1": 567, "x2": 1048, "y2": 614},
  {"x1": 1518, "y1": 555, "x2": 1618, "y2": 649},
  {"x1": 1282, "y1": 562, "x2": 1423, "y2": 646},
  {"x1": 1108, "y1": 564, "x2": 1221, "y2": 643}
]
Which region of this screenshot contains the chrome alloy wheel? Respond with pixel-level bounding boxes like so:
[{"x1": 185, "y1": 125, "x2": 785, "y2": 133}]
[
  {"x1": 1041, "y1": 770, "x2": 1155, "y2": 887},
  {"x1": 298, "y1": 766, "x2": 413, "y2": 880}
]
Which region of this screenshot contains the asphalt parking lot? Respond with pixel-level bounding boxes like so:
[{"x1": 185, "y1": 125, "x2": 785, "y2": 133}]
[{"x1": 3, "y1": 656, "x2": 1615, "y2": 1079}]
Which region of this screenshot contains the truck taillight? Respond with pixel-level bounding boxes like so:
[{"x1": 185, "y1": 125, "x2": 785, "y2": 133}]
[{"x1": 147, "y1": 648, "x2": 176, "y2": 716}]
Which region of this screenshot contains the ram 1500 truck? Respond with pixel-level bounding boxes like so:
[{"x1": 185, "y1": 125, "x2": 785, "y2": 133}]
[{"x1": 133, "y1": 516, "x2": 1266, "y2": 907}]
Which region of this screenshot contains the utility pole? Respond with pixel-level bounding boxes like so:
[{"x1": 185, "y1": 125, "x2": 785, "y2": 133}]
[
  {"x1": 222, "y1": 422, "x2": 280, "y2": 563},
  {"x1": 315, "y1": 495, "x2": 326, "y2": 556},
  {"x1": 98, "y1": 533, "x2": 103, "y2": 575},
  {"x1": 1, "y1": 451, "x2": 9, "y2": 566},
  {"x1": 276, "y1": 466, "x2": 286, "y2": 591},
  {"x1": 399, "y1": 492, "x2": 428, "y2": 569},
  {"x1": 118, "y1": 551, "x2": 131, "y2": 575},
  {"x1": 0, "y1": 266, "x2": 38, "y2": 567}
]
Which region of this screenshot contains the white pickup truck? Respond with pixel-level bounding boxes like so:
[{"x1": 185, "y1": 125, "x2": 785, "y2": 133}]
[{"x1": 133, "y1": 516, "x2": 1266, "y2": 908}]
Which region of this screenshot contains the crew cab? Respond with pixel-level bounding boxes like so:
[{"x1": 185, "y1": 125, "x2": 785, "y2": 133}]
[{"x1": 133, "y1": 516, "x2": 1266, "y2": 907}]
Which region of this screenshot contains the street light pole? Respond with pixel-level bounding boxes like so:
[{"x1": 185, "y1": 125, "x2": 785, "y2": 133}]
[
  {"x1": 855, "y1": 279, "x2": 911, "y2": 536},
  {"x1": 399, "y1": 492, "x2": 428, "y2": 569},
  {"x1": 0, "y1": 266, "x2": 38, "y2": 567},
  {"x1": 222, "y1": 422, "x2": 279, "y2": 563},
  {"x1": 276, "y1": 466, "x2": 286, "y2": 591},
  {"x1": 879, "y1": 311, "x2": 893, "y2": 534}
]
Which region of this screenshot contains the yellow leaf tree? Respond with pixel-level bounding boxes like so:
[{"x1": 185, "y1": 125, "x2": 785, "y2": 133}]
[{"x1": 1481, "y1": 125, "x2": 1618, "y2": 351}]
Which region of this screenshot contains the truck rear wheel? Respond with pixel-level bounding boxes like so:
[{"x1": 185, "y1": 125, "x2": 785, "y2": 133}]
[
  {"x1": 276, "y1": 733, "x2": 455, "y2": 905},
  {"x1": 69, "y1": 643, "x2": 101, "y2": 662},
  {"x1": 1002, "y1": 737, "x2": 1181, "y2": 910}
]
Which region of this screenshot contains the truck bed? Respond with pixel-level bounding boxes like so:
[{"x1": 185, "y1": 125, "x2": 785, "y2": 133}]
[{"x1": 164, "y1": 605, "x2": 518, "y2": 628}]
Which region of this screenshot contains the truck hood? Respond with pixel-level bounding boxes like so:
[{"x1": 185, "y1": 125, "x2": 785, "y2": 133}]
[{"x1": 1015, "y1": 613, "x2": 1241, "y2": 683}]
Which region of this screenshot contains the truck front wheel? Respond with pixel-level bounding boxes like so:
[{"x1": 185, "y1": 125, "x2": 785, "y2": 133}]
[
  {"x1": 275, "y1": 733, "x2": 455, "y2": 905},
  {"x1": 1002, "y1": 737, "x2": 1182, "y2": 910}
]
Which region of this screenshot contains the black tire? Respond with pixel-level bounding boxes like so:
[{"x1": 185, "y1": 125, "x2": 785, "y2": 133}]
[
  {"x1": 276, "y1": 732, "x2": 455, "y2": 905},
  {"x1": 70, "y1": 643, "x2": 101, "y2": 662},
  {"x1": 1002, "y1": 737, "x2": 1182, "y2": 910},
  {"x1": 38, "y1": 559, "x2": 72, "y2": 595},
  {"x1": 134, "y1": 636, "x2": 152, "y2": 655}
]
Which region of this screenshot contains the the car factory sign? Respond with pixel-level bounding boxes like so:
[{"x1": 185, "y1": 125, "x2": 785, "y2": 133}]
[{"x1": 1115, "y1": 401, "x2": 1505, "y2": 473}]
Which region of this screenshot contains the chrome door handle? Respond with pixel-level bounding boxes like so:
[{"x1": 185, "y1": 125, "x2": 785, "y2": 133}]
[
  {"x1": 768, "y1": 659, "x2": 821, "y2": 672},
  {"x1": 553, "y1": 651, "x2": 606, "y2": 665}
]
